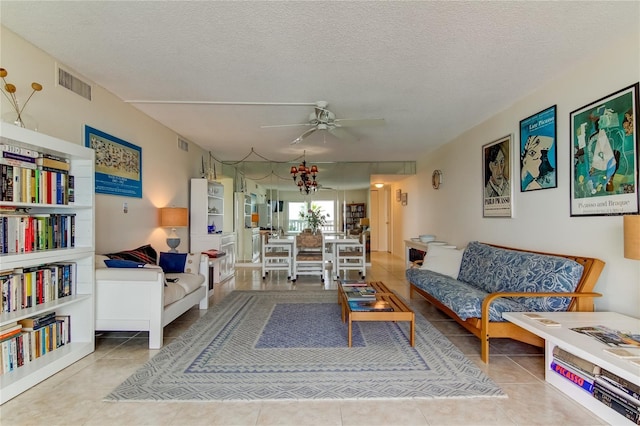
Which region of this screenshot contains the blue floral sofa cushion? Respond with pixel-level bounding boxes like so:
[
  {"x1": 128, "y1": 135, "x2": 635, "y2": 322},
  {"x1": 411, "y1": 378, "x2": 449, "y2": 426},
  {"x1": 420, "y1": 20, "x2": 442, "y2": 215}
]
[
  {"x1": 457, "y1": 242, "x2": 584, "y2": 312},
  {"x1": 406, "y1": 242, "x2": 585, "y2": 322},
  {"x1": 406, "y1": 268, "x2": 527, "y2": 321}
]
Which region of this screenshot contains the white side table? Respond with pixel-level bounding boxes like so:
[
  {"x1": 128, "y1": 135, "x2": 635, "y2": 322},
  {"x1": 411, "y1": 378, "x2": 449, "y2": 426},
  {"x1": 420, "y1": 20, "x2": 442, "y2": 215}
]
[{"x1": 503, "y1": 311, "x2": 640, "y2": 425}]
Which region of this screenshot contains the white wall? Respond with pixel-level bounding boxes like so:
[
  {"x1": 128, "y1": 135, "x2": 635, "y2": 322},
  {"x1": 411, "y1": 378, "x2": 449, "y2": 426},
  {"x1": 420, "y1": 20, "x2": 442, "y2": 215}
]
[
  {"x1": 396, "y1": 32, "x2": 640, "y2": 317},
  {"x1": 1, "y1": 27, "x2": 207, "y2": 254}
]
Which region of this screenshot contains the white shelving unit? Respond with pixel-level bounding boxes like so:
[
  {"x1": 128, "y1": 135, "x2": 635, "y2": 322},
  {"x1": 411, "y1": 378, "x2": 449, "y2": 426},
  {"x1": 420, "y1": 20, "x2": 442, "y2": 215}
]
[
  {"x1": 503, "y1": 311, "x2": 640, "y2": 425},
  {"x1": 189, "y1": 178, "x2": 235, "y2": 282},
  {"x1": 0, "y1": 123, "x2": 95, "y2": 404}
]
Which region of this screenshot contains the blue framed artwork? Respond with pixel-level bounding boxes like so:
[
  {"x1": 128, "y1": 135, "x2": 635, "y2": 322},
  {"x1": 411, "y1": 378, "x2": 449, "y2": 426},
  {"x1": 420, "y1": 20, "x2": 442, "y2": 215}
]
[
  {"x1": 84, "y1": 125, "x2": 142, "y2": 198},
  {"x1": 519, "y1": 105, "x2": 557, "y2": 192},
  {"x1": 570, "y1": 83, "x2": 639, "y2": 216}
]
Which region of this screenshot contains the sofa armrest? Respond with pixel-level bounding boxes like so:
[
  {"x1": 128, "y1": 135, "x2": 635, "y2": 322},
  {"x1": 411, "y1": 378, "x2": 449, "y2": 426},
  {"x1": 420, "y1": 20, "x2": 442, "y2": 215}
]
[
  {"x1": 480, "y1": 291, "x2": 602, "y2": 334},
  {"x1": 95, "y1": 266, "x2": 163, "y2": 281}
]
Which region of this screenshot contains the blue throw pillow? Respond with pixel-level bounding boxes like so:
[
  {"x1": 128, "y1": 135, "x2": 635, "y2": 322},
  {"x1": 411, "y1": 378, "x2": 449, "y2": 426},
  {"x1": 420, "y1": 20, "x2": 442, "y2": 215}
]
[
  {"x1": 159, "y1": 252, "x2": 187, "y2": 273},
  {"x1": 104, "y1": 259, "x2": 146, "y2": 268}
]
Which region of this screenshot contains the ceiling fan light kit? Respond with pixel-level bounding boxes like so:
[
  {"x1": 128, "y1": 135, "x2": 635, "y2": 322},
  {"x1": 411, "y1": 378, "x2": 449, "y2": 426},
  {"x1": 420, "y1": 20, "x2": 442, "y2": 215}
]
[{"x1": 261, "y1": 101, "x2": 385, "y2": 145}]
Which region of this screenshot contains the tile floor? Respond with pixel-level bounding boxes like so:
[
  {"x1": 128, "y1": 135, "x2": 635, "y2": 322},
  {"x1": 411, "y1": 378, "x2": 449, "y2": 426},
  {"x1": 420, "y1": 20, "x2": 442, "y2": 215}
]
[{"x1": 0, "y1": 252, "x2": 606, "y2": 425}]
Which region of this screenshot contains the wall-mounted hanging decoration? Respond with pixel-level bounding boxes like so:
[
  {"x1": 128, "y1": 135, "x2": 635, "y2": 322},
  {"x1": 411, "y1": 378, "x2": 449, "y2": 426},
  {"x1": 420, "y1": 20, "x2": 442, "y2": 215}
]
[
  {"x1": 85, "y1": 125, "x2": 142, "y2": 198},
  {"x1": 570, "y1": 83, "x2": 639, "y2": 216},
  {"x1": 401, "y1": 192, "x2": 408, "y2": 206},
  {"x1": 519, "y1": 105, "x2": 557, "y2": 192},
  {"x1": 483, "y1": 134, "x2": 513, "y2": 218}
]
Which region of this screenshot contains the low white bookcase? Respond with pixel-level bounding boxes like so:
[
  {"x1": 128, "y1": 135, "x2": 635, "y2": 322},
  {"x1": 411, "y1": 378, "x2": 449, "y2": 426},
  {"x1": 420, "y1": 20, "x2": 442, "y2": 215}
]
[{"x1": 503, "y1": 311, "x2": 640, "y2": 425}]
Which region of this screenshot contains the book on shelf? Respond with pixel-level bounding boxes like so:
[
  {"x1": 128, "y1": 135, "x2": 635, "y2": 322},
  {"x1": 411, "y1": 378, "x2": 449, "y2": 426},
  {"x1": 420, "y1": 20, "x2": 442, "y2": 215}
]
[
  {"x1": 599, "y1": 368, "x2": 640, "y2": 401},
  {"x1": 18, "y1": 311, "x2": 57, "y2": 331},
  {"x1": 0, "y1": 143, "x2": 39, "y2": 159},
  {"x1": 348, "y1": 300, "x2": 393, "y2": 312},
  {"x1": 549, "y1": 359, "x2": 594, "y2": 393},
  {"x1": 35, "y1": 156, "x2": 70, "y2": 172},
  {"x1": 571, "y1": 325, "x2": 640, "y2": 348},
  {"x1": 552, "y1": 346, "x2": 599, "y2": 375},
  {"x1": 0, "y1": 323, "x2": 22, "y2": 340},
  {"x1": 593, "y1": 380, "x2": 640, "y2": 424}
]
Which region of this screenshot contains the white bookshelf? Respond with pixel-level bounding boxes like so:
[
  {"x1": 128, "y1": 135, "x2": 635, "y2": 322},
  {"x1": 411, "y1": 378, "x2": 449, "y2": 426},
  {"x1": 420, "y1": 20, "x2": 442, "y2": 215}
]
[
  {"x1": 189, "y1": 178, "x2": 235, "y2": 282},
  {"x1": 503, "y1": 311, "x2": 640, "y2": 425},
  {"x1": 0, "y1": 122, "x2": 95, "y2": 404}
]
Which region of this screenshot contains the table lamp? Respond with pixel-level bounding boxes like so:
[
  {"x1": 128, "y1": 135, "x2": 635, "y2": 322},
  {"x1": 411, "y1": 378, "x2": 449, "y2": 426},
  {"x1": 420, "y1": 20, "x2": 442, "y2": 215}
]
[
  {"x1": 623, "y1": 215, "x2": 640, "y2": 260},
  {"x1": 359, "y1": 218, "x2": 370, "y2": 231},
  {"x1": 160, "y1": 207, "x2": 188, "y2": 252}
]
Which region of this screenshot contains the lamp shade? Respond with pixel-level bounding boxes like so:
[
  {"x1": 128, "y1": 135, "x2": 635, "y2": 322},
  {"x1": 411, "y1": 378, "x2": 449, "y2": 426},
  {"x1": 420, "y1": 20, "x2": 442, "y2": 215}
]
[
  {"x1": 251, "y1": 213, "x2": 259, "y2": 223},
  {"x1": 624, "y1": 215, "x2": 640, "y2": 260},
  {"x1": 359, "y1": 218, "x2": 370, "y2": 227},
  {"x1": 160, "y1": 207, "x2": 188, "y2": 228}
]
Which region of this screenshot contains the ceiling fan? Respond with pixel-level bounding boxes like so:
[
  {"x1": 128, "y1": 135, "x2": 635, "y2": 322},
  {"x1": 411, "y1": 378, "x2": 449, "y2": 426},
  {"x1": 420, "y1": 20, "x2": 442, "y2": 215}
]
[{"x1": 261, "y1": 101, "x2": 385, "y2": 144}]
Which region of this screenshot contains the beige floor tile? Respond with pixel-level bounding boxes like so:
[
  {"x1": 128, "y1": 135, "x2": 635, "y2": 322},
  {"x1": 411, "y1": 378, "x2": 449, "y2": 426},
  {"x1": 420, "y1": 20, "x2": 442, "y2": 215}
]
[
  {"x1": 340, "y1": 399, "x2": 428, "y2": 426},
  {"x1": 499, "y1": 383, "x2": 606, "y2": 425},
  {"x1": 469, "y1": 355, "x2": 541, "y2": 384},
  {"x1": 169, "y1": 401, "x2": 262, "y2": 426},
  {"x1": 415, "y1": 398, "x2": 516, "y2": 425},
  {"x1": 257, "y1": 400, "x2": 342, "y2": 425},
  {"x1": 84, "y1": 401, "x2": 183, "y2": 425}
]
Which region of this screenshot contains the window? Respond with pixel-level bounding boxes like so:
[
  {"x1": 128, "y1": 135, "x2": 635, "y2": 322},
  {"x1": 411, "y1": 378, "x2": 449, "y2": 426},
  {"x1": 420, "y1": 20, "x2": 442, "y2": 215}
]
[{"x1": 287, "y1": 200, "x2": 335, "y2": 232}]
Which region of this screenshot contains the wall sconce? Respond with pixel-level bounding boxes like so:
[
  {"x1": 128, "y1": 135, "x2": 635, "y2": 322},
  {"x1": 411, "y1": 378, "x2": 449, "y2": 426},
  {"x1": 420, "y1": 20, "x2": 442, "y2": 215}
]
[
  {"x1": 160, "y1": 207, "x2": 188, "y2": 253},
  {"x1": 374, "y1": 183, "x2": 384, "y2": 189},
  {"x1": 396, "y1": 189, "x2": 402, "y2": 202},
  {"x1": 623, "y1": 215, "x2": 640, "y2": 260},
  {"x1": 401, "y1": 193, "x2": 408, "y2": 206}
]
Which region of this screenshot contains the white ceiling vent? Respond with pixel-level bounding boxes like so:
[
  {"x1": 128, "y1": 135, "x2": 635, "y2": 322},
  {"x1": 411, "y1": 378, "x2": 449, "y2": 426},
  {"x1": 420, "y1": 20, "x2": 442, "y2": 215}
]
[
  {"x1": 177, "y1": 137, "x2": 189, "y2": 152},
  {"x1": 56, "y1": 64, "x2": 92, "y2": 101}
]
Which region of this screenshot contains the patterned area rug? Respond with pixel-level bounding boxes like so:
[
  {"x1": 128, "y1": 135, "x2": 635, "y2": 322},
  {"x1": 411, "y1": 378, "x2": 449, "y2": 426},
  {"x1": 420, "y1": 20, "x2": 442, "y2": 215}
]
[{"x1": 106, "y1": 290, "x2": 505, "y2": 401}]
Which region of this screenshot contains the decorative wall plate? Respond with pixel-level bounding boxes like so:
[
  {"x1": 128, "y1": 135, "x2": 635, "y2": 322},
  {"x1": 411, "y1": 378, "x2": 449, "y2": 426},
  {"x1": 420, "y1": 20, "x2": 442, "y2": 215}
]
[{"x1": 432, "y1": 170, "x2": 443, "y2": 189}]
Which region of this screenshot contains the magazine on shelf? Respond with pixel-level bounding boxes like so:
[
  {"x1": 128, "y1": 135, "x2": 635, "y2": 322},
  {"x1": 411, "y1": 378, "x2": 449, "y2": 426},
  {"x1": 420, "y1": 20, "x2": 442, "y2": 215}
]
[{"x1": 570, "y1": 325, "x2": 640, "y2": 348}]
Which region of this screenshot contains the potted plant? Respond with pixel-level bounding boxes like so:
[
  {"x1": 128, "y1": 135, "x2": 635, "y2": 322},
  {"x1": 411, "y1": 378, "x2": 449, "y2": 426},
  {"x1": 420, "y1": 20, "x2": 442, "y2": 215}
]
[{"x1": 300, "y1": 204, "x2": 329, "y2": 234}]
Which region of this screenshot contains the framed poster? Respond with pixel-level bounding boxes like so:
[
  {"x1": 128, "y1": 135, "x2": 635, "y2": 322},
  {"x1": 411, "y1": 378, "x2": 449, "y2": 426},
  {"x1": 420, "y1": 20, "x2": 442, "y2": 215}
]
[
  {"x1": 520, "y1": 105, "x2": 557, "y2": 192},
  {"x1": 483, "y1": 135, "x2": 512, "y2": 217},
  {"x1": 570, "y1": 83, "x2": 639, "y2": 216},
  {"x1": 84, "y1": 125, "x2": 142, "y2": 198}
]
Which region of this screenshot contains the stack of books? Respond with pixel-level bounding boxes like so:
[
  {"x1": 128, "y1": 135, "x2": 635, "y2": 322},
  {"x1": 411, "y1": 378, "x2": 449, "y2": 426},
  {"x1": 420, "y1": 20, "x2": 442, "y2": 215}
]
[
  {"x1": 343, "y1": 286, "x2": 376, "y2": 301},
  {"x1": 551, "y1": 346, "x2": 640, "y2": 423}
]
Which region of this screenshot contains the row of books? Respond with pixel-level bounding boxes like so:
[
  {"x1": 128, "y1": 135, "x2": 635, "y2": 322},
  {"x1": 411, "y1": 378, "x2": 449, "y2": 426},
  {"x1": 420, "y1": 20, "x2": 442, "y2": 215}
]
[
  {"x1": 1, "y1": 164, "x2": 74, "y2": 205},
  {"x1": 1, "y1": 142, "x2": 73, "y2": 203},
  {"x1": 1, "y1": 262, "x2": 75, "y2": 313},
  {"x1": 0, "y1": 312, "x2": 71, "y2": 376},
  {"x1": 2, "y1": 143, "x2": 73, "y2": 201},
  {"x1": 551, "y1": 346, "x2": 640, "y2": 423},
  {"x1": 0, "y1": 213, "x2": 76, "y2": 254}
]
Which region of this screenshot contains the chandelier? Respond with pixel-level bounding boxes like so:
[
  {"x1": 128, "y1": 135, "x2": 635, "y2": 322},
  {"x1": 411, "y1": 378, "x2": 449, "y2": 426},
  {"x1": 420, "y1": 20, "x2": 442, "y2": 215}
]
[{"x1": 290, "y1": 153, "x2": 318, "y2": 194}]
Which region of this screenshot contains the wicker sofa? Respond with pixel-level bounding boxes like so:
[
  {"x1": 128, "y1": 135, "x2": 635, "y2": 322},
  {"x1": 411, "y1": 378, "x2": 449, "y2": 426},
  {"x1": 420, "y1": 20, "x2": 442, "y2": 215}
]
[
  {"x1": 406, "y1": 242, "x2": 605, "y2": 363},
  {"x1": 94, "y1": 246, "x2": 209, "y2": 349}
]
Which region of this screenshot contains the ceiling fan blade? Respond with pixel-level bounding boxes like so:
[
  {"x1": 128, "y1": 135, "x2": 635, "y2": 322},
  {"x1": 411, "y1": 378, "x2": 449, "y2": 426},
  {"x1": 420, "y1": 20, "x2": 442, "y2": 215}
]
[
  {"x1": 291, "y1": 127, "x2": 317, "y2": 144},
  {"x1": 261, "y1": 123, "x2": 313, "y2": 129},
  {"x1": 328, "y1": 126, "x2": 356, "y2": 141},
  {"x1": 333, "y1": 118, "x2": 385, "y2": 128}
]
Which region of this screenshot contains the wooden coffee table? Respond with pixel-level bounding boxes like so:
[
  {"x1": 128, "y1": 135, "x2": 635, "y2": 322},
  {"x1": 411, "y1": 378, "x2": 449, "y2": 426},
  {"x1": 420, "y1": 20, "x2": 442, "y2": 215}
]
[{"x1": 338, "y1": 281, "x2": 415, "y2": 347}]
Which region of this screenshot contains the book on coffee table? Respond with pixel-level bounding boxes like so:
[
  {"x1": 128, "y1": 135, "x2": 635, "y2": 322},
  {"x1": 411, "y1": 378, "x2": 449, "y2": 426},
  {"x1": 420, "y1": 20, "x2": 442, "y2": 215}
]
[
  {"x1": 343, "y1": 286, "x2": 377, "y2": 300},
  {"x1": 348, "y1": 300, "x2": 394, "y2": 312},
  {"x1": 340, "y1": 279, "x2": 368, "y2": 287}
]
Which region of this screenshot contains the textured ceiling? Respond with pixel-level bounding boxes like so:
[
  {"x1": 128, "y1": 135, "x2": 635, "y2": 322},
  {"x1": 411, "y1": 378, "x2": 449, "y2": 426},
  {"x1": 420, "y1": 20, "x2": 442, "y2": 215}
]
[{"x1": 2, "y1": 1, "x2": 639, "y2": 190}]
